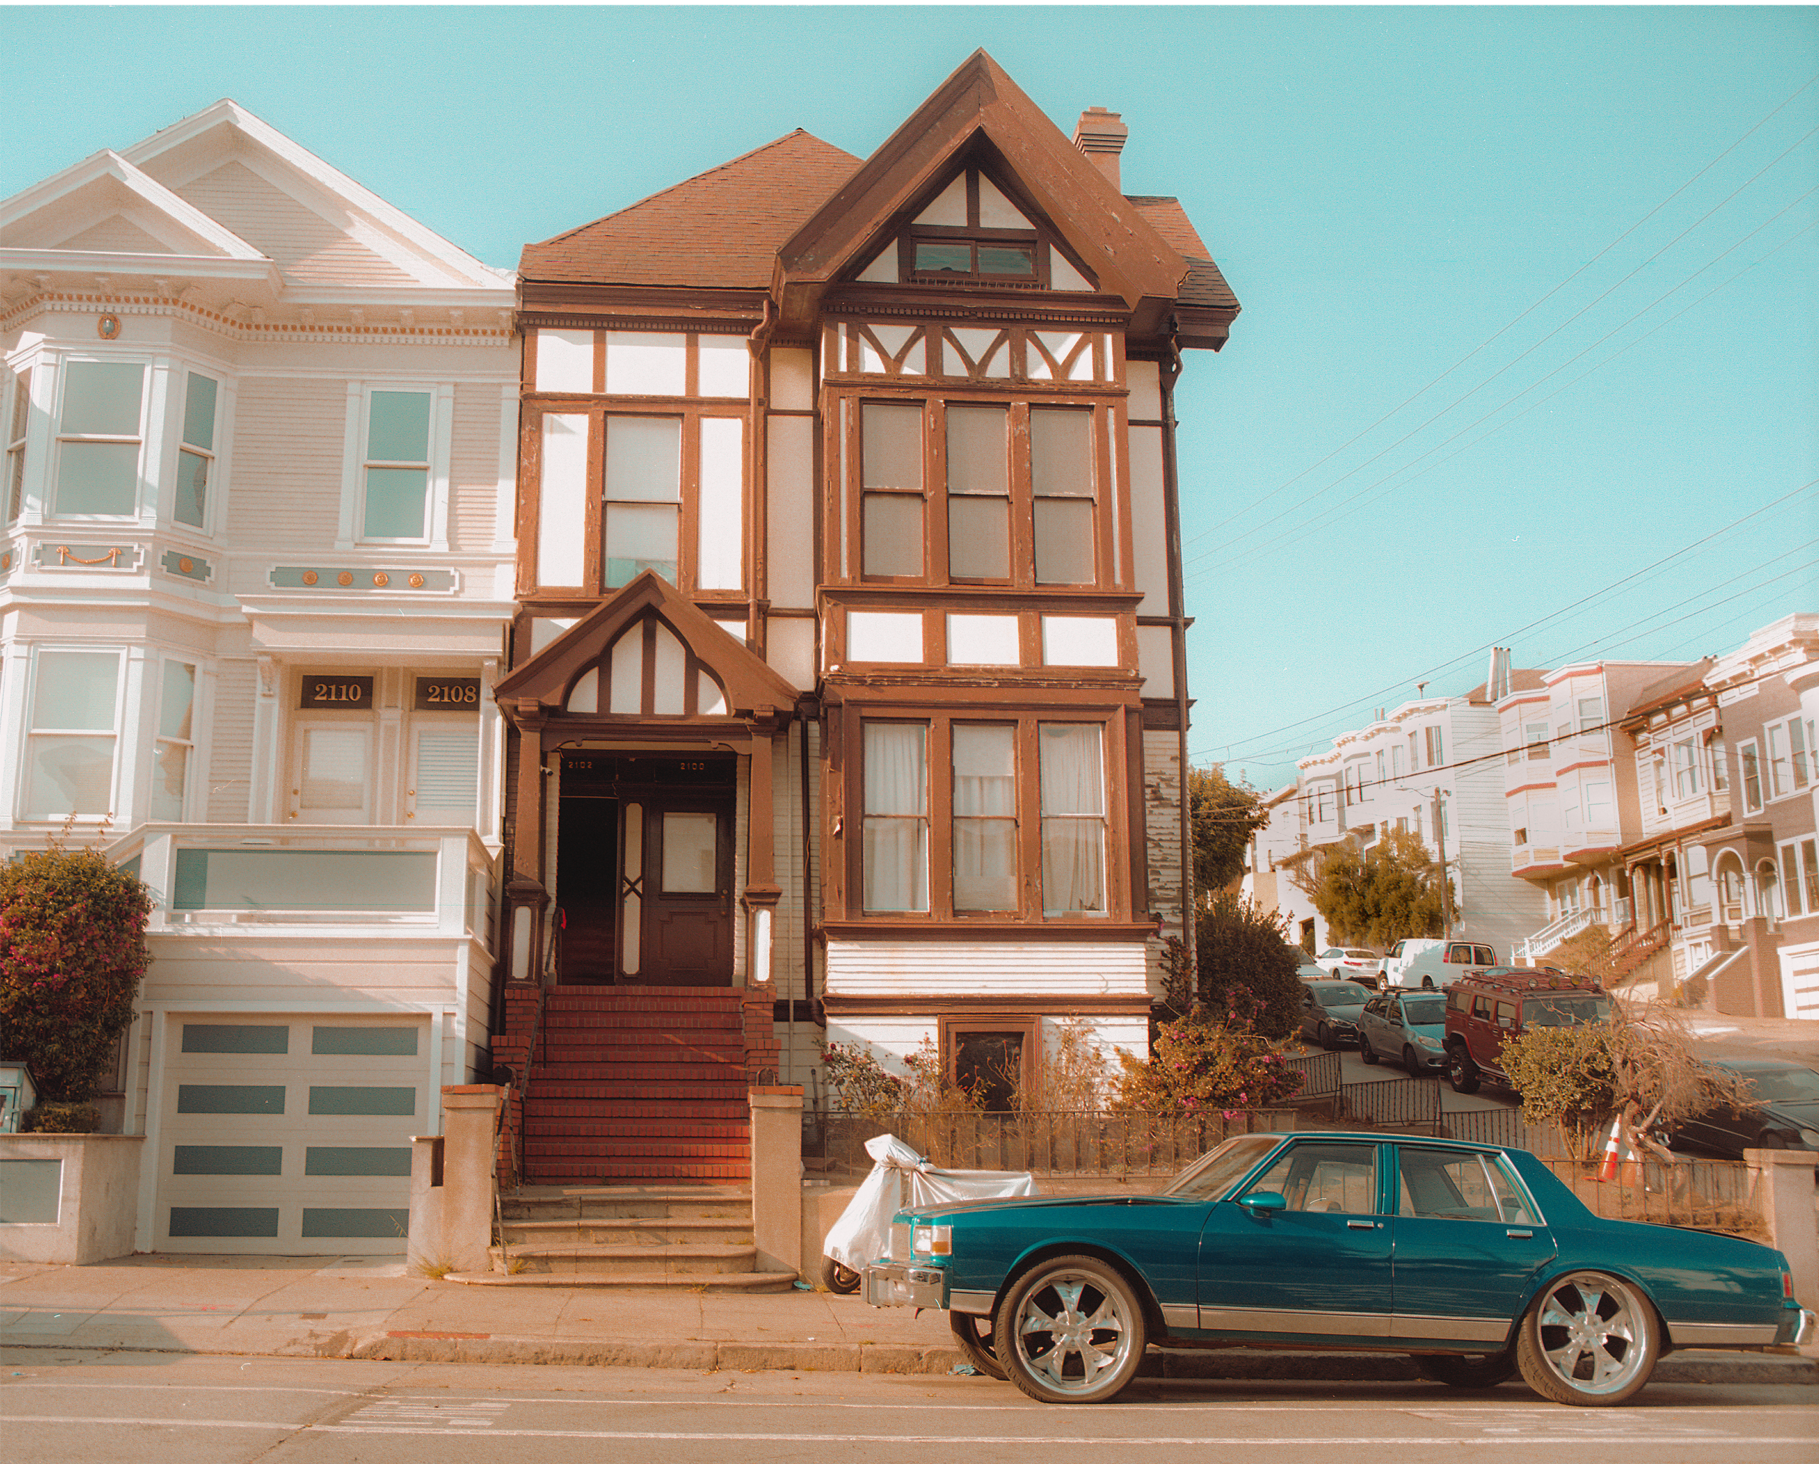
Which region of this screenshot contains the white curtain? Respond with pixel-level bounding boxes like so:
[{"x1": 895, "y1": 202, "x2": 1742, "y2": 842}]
[
  {"x1": 863, "y1": 724, "x2": 928, "y2": 911},
  {"x1": 1039, "y1": 724, "x2": 1104, "y2": 915},
  {"x1": 953, "y1": 725, "x2": 1015, "y2": 911}
]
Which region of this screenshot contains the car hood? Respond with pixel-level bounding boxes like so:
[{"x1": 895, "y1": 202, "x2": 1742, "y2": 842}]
[
  {"x1": 1402, "y1": 1020, "x2": 1445, "y2": 1041},
  {"x1": 1316, "y1": 1002, "x2": 1367, "y2": 1021}
]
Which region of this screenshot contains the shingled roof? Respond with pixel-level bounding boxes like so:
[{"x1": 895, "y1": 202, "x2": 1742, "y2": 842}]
[
  {"x1": 520, "y1": 130, "x2": 861, "y2": 290},
  {"x1": 1127, "y1": 196, "x2": 1239, "y2": 311}
]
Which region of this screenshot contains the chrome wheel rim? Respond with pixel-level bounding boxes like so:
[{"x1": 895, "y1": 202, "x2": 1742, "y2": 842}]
[
  {"x1": 1534, "y1": 1273, "x2": 1651, "y2": 1396},
  {"x1": 1012, "y1": 1269, "x2": 1135, "y2": 1396}
]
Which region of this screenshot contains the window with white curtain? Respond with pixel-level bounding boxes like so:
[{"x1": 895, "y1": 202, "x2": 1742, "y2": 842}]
[
  {"x1": 952, "y1": 724, "x2": 1016, "y2": 911},
  {"x1": 1039, "y1": 723, "x2": 1105, "y2": 916},
  {"x1": 862, "y1": 723, "x2": 929, "y2": 912},
  {"x1": 151, "y1": 659, "x2": 197, "y2": 821},
  {"x1": 25, "y1": 648, "x2": 122, "y2": 819}
]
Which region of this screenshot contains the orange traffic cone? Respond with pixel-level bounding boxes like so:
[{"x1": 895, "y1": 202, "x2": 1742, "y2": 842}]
[{"x1": 1595, "y1": 1115, "x2": 1623, "y2": 1183}]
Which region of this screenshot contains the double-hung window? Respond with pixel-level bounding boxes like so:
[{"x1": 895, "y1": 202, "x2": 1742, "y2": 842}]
[
  {"x1": 1525, "y1": 722, "x2": 1549, "y2": 760},
  {"x1": 24, "y1": 648, "x2": 122, "y2": 820},
  {"x1": 1780, "y1": 837, "x2": 1819, "y2": 919},
  {"x1": 1672, "y1": 736, "x2": 1701, "y2": 799},
  {"x1": 946, "y1": 405, "x2": 1008, "y2": 579},
  {"x1": 151, "y1": 660, "x2": 198, "y2": 821},
  {"x1": 1765, "y1": 716, "x2": 1813, "y2": 800},
  {"x1": 4, "y1": 367, "x2": 29, "y2": 524},
  {"x1": 862, "y1": 723, "x2": 929, "y2": 912},
  {"x1": 952, "y1": 724, "x2": 1017, "y2": 912},
  {"x1": 603, "y1": 415, "x2": 683, "y2": 586},
  {"x1": 360, "y1": 389, "x2": 433, "y2": 541},
  {"x1": 173, "y1": 373, "x2": 218, "y2": 530},
  {"x1": 1426, "y1": 726, "x2": 1445, "y2": 768},
  {"x1": 860, "y1": 403, "x2": 924, "y2": 578},
  {"x1": 55, "y1": 361, "x2": 144, "y2": 516},
  {"x1": 1030, "y1": 408, "x2": 1094, "y2": 584}
]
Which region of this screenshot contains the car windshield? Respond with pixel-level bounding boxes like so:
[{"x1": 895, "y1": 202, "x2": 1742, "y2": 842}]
[
  {"x1": 1739, "y1": 1066, "x2": 1819, "y2": 1103},
  {"x1": 1522, "y1": 994, "x2": 1613, "y2": 1027},
  {"x1": 1163, "y1": 1133, "x2": 1283, "y2": 1201},
  {"x1": 1344, "y1": 951, "x2": 1375, "y2": 960},
  {"x1": 1315, "y1": 983, "x2": 1369, "y2": 1006},
  {"x1": 1400, "y1": 996, "x2": 1446, "y2": 1025}
]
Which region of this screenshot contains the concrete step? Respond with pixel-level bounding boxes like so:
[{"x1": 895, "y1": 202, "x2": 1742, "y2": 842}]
[
  {"x1": 501, "y1": 1217, "x2": 754, "y2": 1246},
  {"x1": 457, "y1": 1264, "x2": 797, "y2": 1291},
  {"x1": 529, "y1": 1080, "x2": 750, "y2": 1101},
  {"x1": 526, "y1": 1156, "x2": 751, "y2": 1182},
  {"x1": 502, "y1": 1183, "x2": 750, "y2": 1220},
  {"x1": 498, "y1": 1242, "x2": 765, "y2": 1276}
]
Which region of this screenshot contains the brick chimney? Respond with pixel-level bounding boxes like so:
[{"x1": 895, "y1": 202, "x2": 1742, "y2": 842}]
[{"x1": 1072, "y1": 107, "x2": 1128, "y2": 190}]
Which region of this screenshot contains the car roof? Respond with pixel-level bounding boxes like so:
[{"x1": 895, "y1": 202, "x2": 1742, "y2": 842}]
[{"x1": 1710, "y1": 1056, "x2": 1816, "y2": 1074}]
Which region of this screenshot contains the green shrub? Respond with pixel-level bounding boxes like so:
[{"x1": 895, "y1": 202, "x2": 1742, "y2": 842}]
[
  {"x1": 24, "y1": 1100, "x2": 101, "y2": 1134},
  {"x1": 0, "y1": 843, "x2": 152, "y2": 1103},
  {"x1": 1500, "y1": 1024, "x2": 1619, "y2": 1151},
  {"x1": 1191, "y1": 892, "x2": 1304, "y2": 1040}
]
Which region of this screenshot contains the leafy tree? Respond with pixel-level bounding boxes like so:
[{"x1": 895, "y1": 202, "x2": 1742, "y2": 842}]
[
  {"x1": 1173, "y1": 892, "x2": 1304, "y2": 1041},
  {"x1": 1545, "y1": 925, "x2": 1612, "y2": 981},
  {"x1": 1305, "y1": 831, "x2": 1447, "y2": 949},
  {"x1": 1187, "y1": 764, "x2": 1268, "y2": 896},
  {"x1": 0, "y1": 844, "x2": 152, "y2": 1107}
]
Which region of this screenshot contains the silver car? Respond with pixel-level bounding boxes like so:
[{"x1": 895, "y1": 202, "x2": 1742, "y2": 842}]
[
  {"x1": 1359, "y1": 989, "x2": 1449, "y2": 1074},
  {"x1": 1298, "y1": 980, "x2": 1372, "y2": 1050}
]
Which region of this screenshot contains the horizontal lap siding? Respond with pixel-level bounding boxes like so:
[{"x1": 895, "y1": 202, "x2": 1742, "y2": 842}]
[
  {"x1": 1143, "y1": 731, "x2": 1184, "y2": 997},
  {"x1": 205, "y1": 659, "x2": 257, "y2": 822},
  {"x1": 824, "y1": 941, "x2": 1148, "y2": 997},
  {"x1": 225, "y1": 376, "x2": 346, "y2": 554},
  {"x1": 449, "y1": 382, "x2": 502, "y2": 552},
  {"x1": 143, "y1": 935, "x2": 474, "y2": 1007}
]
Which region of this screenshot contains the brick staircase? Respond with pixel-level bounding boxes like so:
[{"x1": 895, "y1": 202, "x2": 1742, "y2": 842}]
[
  {"x1": 487, "y1": 1183, "x2": 793, "y2": 1289},
  {"x1": 521, "y1": 989, "x2": 751, "y2": 1184}
]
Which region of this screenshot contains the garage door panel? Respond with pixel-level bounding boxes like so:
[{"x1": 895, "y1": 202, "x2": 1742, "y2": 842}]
[{"x1": 157, "y1": 1015, "x2": 432, "y2": 1255}]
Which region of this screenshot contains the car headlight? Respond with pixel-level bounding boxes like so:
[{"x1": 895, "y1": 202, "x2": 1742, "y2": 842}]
[
  {"x1": 911, "y1": 1223, "x2": 952, "y2": 1258},
  {"x1": 1416, "y1": 1034, "x2": 1442, "y2": 1049}
]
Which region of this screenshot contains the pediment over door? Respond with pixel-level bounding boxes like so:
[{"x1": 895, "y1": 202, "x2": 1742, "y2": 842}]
[{"x1": 493, "y1": 572, "x2": 798, "y2": 727}]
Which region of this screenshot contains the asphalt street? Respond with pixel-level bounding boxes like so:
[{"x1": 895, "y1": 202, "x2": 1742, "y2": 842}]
[{"x1": 5, "y1": 1352, "x2": 1817, "y2": 1464}]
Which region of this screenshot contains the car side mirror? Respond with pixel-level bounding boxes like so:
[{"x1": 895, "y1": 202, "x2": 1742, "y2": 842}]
[{"x1": 1239, "y1": 1190, "x2": 1287, "y2": 1216}]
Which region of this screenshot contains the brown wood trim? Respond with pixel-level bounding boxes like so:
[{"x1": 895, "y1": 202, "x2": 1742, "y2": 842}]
[
  {"x1": 1142, "y1": 700, "x2": 1183, "y2": 731},
  {"x1": 824, "y1": 680, "x2": 1141, "y2": 707},
  {"x1": 825, "y1": 585, "x2": 1141, "y2": 610},
  {"x1": 826, "y1": 992, "x2": 1153, "y2": 1015},
  {"x1": 1125, "y1": 705, "x2": 1148, "y2": 921},
  {"x1": 821, "y1": 919, "x2": 1159, "y2": 942}
]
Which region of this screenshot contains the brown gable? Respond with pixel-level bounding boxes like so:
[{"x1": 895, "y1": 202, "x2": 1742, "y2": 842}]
[
  {"x1": 773, "y1": 51, "x2": 1190, "y2": 336},
  {"x1": 519, "y1": 130, "x2": 861, "y2": 291},
  {"x1": 495, "y1": 571, "x2": 799, "y2": 719},
  {"x1": 1127, "y1": 196, "x2": 1239, "y2": 312}
]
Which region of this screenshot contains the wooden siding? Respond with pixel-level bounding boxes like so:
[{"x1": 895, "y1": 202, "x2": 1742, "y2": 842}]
[
  {"x1": 62, "y1": 216, "x2": 175, "y2": 253},
  {"x1": 142, "y1": 932, "x2": 477, "y2": 1008},
  {"x1": 172, "y1": 160, "x2": 420, "y2": 286},
  {"x1": 204, "y1": 658, "x2": 257, "y2": 823},
  {"x1": 449, "y1": 381, "x2": 502, "y2": 552},
  {"x1": 824, "y1": 939, "x2": 1149, "y2": 997},
  {"x1": 769, "y1": 720, "x2": 820, "y2": 1005},
  {"x1": 1142, "y1": 729, "x2": 1184, "y2": 993},
  {"x1": 224, "y1": 375, "x2": 346, "y2": 549}
]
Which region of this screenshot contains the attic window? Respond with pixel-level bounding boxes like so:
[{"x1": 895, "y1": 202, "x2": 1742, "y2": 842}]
[{"x1": 901, "y1": 169, "x2": 1049, "y2": 286}]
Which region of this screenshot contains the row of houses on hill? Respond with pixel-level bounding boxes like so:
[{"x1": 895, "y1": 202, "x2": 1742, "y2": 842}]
[
  {"x1": 1244, "y1": 619, "x2": 1819, "y2": 1020},
  {"x1": 0, "y1": 53, "x2": 1236, "y2": 1253}
]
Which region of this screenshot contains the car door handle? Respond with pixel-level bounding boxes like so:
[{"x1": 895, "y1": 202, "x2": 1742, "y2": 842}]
[
  {"x1": 1347, "y1": 1219, "x2": 1380, "y2": 1230},
  {"x1": 1506, "y1": 1229, "x2": 1533, "y2": 1239}
]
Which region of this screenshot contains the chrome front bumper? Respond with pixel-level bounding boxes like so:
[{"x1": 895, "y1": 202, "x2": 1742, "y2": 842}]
[
  {"x1": 1794, "y1": 1307, "x2": 1817, "y2": 1348},
  {"x1": 864, "y1": 1261, "x2": 947, "y2": 1310}
]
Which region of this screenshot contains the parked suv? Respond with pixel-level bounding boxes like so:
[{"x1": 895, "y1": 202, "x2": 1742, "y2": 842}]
[
  {"x1": 1382, "y1": 937, "x2": 1442, "y2": 987},
  {"x1": 1444, "y1": 966, "x2": 1613, "y2": 1094},
  {"x1": 1398, "y1": 938, "x2": 1498, "y2": 990}
]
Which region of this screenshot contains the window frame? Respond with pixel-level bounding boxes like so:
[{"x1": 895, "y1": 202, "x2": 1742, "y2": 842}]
[
  {"x1": 897, "y1": 169, "x2": 1053, "y2": 287},
  {"x1": 51, "y1": 356, "x2": 148, "y2": 520},
  {"x1": 150, "y1": 655, "x2": 200, "y2": 823},
  {"x1": 20, "y1": 644, "x2": 125, "y2": 823},
  {"x1": 846, "y1": 708, "x2": 1129, "y2": 926},
  {"x1": 939, "y1": 1013, "x2": 1039, "y2": 1113},
  {"x1": 1764, "y1": 715, "x2": 1814, "y2": 802},
  {"x1": 1778, "y1": 836, "x2": 1819, "y2": 920},
  {"x1": 170, "y1": 370, "x2": 222, "y2": 535},
  {"x1": 836, "y1": 388, "x2": 1114, "y2": 593},
  {"x1": 4, "y1": 365, "x2": 30, "y2": 526},
  {"x1": 341, "y1": 382, "x2": 453, "y2": 550},
  {"x1": 1738, "y1": 737, "x2": 1763, "y2": 814}
]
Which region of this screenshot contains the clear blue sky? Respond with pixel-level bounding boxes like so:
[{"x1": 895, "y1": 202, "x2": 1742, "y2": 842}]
[{"x1": 7, "y1": 6, "x2": 1816, "y2": 790}]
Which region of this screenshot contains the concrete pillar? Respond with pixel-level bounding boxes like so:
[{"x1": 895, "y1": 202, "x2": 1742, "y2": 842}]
[
  {"x1": 440, "y1": 1085, "x2": 504, "y2": 1274},
  {"x1": 750, "y1": 1086, "x2": 804, "y2": 1274},
  {"x1": 406, "y1": 1135, "x2": 445, "y2": 1272},
  {"x1": 1746, "y1": 1147, "x2": 1819, "y2": 1308}
]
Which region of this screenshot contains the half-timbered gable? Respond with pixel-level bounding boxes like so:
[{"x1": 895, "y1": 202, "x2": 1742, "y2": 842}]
[{"x1": 503, "y1": 51, "x2": 1239, "y2": 1129}]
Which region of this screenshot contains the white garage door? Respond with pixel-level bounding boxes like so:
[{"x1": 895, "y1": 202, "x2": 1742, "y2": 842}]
[{"x1": 155, "y1": 1015, "x2": 431, "y2": 1254}]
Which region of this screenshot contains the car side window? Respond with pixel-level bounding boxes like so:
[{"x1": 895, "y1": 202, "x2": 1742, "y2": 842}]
[
  {"x1": 1474, "y1": 945, "x2": 1495, "y2": 964},
  {"x1": 1471, "y1": 995, "x2": 1493, "y2": 1021},
  {"x1": 1246, "y1": 1142, "x2": 1377, "y2": 1215},
  {"x1": 1398, "y1": 1149, "x2": 1505, "y2": 1221},
  {"x1": 1494, "y1": 1001, "x2": 1517, "y2": 1031}
]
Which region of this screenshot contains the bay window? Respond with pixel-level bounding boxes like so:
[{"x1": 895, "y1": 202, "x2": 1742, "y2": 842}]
[
  {"x1": 55, "y1": 361, "x2": 144, "y2": 516},
  {"x1": 5, "y1": 366, "x2": 28, "y2": 524},
  {"x1": 24, "y1": 648, "x2": 122, "y2": 819}
]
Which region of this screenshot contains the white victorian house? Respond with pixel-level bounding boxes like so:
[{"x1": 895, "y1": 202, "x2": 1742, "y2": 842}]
[{"x1": 0, "y1": 102, "x2": 517, "y2": 1253}]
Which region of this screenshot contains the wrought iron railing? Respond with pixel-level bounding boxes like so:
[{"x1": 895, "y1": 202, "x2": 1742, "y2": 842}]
[
  {"x1": 1339, "y1": 1077, "x2": 1441, "y2": 1133},
  {"x1": 1284, "y1": 1050, "x2": 1342, "y2": 1100},
  {"x1": 1540, "y1": 1156, "x2": 1762, "y2": 1238}
]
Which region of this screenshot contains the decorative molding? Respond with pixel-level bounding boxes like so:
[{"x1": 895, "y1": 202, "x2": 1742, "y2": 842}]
[
  {"x1": 0, "y1": 291, "x2": 512, "y2": 347},
  {"x1": 36, "y1": 541, "x2": 142, "y2": 571},
  {"x1": 158, "y1": 548, "x2": 214, "y2": 584},
  {"x1": 269, "y1": 565, "x2": 459, "y2": 592}
]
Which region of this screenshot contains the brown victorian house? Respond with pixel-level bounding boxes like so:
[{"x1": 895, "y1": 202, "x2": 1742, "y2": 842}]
[{"x1": 492, "y1": 52, "x2": 1240, "y2": 1181}]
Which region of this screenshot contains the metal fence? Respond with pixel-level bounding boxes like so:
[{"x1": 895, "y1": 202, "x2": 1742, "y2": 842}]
[
  {"x1": 1339, "y1": 1077, "x2": 1442, "y2": 1133},
  {"x1": 1540, "y1": 1156, "x2": 1763, "y2": 1238},
  {"x1": 1440, "y1": 1106, "x2": 1569, "y2": 1157},
  {"x1": 802, "y1": 1107, "x2": 1298, "y2": 1180},
  {"x1": 1284, "y1": 1051, "x2": 1341, "y2": 1100}
]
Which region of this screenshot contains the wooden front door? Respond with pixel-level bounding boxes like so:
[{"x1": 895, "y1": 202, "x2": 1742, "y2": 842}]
[{"x1": 637, "y1": 798, "x2": 733, "y2": 985}]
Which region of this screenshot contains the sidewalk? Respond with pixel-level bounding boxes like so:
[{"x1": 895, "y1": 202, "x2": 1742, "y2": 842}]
[{"x1": 3, "y1": 1254, "x2": 1814, "y2": 1386}]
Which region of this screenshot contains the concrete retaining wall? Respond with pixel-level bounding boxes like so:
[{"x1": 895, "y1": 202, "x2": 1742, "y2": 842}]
[{"x1": 0, "y1": 1134, "x2": 144, "y2": 1263}]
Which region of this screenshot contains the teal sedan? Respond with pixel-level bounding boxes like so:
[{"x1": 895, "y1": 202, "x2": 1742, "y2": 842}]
[{"x1": 864, "y1": 1131, "x2": 1811, "y2": 1406}]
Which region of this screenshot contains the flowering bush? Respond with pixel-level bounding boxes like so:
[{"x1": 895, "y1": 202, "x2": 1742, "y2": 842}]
[
  {"x1": 1111, "y1": 1014, "x2": 1303, "y2": 1114},
  {"x1": 0, "y1": 843, "x2": 152, "y2": 1104}
]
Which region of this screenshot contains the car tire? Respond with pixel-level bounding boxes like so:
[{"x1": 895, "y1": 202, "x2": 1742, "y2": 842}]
[
  {"x1": 1421, "y1": 976, "x2": 1435, "y2": 990},
  {"x1": 1515, "y1": 1270, "x2": 1660, "y2": 1406},
  {"x1": 1761, "y1": 1131, "x2": 1790, "y2": 1150},
  {"x1": 1361, "y1": 1038, "x2": 1380, "y2": 1065},
  {"x1": 1412, "y1": 1351, "x2": 1517, "y2": 1389},
  {"x1": 950, "y1": 1310, "x2": 1008, "y2": 1380},
  {"x1": 1447, "y1": 1046, "x2": 1481, "y2": 1094},
  {"x1": 1317, "y1": 1023, "x2": 1335, "y2": 1052},
  {"x1": 819, "y1": 1255, "x2": 862, "y2": 1295},
  {"x1": 1403, "y1": 1046, "x2": 1425, "y2": 1076},
  {"x1": 993, "y1": 1254, "x2": 1148, "y2": 1404}
]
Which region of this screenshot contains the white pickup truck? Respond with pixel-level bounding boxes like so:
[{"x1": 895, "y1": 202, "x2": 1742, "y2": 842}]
[
  {"x1": 1396, "y1": 938, "x2": 1499, "y2": 990},
  {"x1": 1382, "y1": 937, "x2": 1442, "y2": 987}
]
